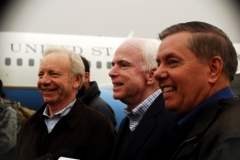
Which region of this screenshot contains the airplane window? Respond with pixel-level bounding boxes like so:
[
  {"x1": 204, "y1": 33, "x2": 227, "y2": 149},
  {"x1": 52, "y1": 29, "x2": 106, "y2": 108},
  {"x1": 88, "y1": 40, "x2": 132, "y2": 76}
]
[
  {"x1": 107, "y1": 62, "x2": 112, "y2": 69},
  {"x1": 29, "y1": 59, "x2": 34, "y2": 66},
  {"x1": 5, "y1": 58, "x2": 11, "y2": 66},
  {"x1": 17, "y1": 58, "x2": 22, "y2": 66},
  {"x1": 96, "y1": 61, "x2": 102, "y2": 69}
]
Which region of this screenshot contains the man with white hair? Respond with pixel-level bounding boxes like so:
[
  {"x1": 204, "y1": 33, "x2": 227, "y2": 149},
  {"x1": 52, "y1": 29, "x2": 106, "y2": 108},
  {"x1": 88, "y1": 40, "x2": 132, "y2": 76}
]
[
  {"x1": 109, "y1": 38, "x2": 179, "y2": 160},
  {"x1": 13, "y1": 46, "x2": 117, "y2": 160}
]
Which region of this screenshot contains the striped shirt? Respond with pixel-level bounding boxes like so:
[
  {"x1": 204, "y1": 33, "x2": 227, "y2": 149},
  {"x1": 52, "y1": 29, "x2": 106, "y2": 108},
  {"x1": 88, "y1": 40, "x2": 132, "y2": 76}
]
[
  {"x1": 124, "y1": 89, "x2": 161, "y2": 131},
  {"x1": 43, "y1": 99, "x2": 76, "y2": 133}
]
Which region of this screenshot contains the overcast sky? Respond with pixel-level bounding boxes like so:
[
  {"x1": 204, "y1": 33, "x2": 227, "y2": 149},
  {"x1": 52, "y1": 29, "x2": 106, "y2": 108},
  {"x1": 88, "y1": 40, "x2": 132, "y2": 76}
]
[{"x1": 0, "y1": 0, "x2": 240, "y2": 42}]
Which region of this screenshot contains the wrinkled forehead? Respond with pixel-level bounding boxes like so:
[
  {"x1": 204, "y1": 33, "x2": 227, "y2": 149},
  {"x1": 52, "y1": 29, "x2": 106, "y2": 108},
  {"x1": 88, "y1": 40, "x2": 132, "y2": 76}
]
[
  {"x1": 41, "y1": 51, "x2": 71, "y2": 69},
  {"x1": 42, "y1": 51, "x2": 69, "y2": 62}
]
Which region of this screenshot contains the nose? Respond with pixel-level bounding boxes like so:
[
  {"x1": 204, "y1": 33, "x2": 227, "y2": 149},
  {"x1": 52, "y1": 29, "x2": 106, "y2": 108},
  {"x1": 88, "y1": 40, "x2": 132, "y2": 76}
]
[
  {"x1": 38, "y1": 74, "x2": 51, "y2": 85},
  {"x1": 154, "y1": 65, "x2": 168, "y2": 81},
  {"x1": 108, "y1": 66, "x2": 118, "y2": 78}
]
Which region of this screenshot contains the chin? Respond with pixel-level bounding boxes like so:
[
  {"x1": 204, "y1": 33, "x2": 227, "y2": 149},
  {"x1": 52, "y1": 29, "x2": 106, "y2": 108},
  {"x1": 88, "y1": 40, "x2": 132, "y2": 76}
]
[
  {"x1": 165, "y1": 104, "x2": 175, "y2": 112},
  {"x1": 43, "y1": 98, "x2": 53, "y2": 104},
  {"x1": 113, "y1": 93, "x2": 123, "y2": 100},
  {"x1": 113, "y1": 95, "x2": 120, "y2": 100}
]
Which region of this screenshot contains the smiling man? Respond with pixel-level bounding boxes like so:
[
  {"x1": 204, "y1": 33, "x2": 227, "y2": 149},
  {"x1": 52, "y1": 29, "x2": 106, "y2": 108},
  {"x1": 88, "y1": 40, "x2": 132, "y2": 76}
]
[
  {"x1": 13, "y1": 46, "x2": 117, "y2": 160},
  {"x1": 154, "y1": 21, "x2": 240, "y2": 160},
  {"x1": 109, "y1": 38, "x2": 179, "y2": 160}
]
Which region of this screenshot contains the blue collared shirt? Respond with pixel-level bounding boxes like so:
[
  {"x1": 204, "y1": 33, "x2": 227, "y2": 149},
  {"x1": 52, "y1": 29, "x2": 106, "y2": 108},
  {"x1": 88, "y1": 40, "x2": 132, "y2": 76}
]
[
  {"x1": 124, "y1": 89, "x2": 161, "y2": 131},
  {"x1": 175, "y1": 87, "x2": 234, "y2": 143},
  {"x1": 43, "y1": 99, "x2": 76, "y2": 133}
]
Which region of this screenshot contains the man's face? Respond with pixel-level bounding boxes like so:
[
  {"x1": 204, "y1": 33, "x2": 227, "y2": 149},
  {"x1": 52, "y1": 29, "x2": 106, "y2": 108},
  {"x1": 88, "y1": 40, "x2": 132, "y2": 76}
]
[
  {"x1": 108, "y1": 42, "x2": 149, "y2": 107},
  {"x1": 154, "y1": 32, "x2": 211, "y2": 117},
  {"x1": 37, "y1": 52, "x2": 80, "y2": 107}
]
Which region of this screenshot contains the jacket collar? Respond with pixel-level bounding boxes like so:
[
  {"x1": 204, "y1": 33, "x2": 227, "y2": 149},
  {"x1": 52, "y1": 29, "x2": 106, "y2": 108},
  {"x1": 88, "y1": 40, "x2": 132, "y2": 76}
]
[
  {"x1": 176, "y1": 87, "x2": 234, "y2": 143},
  {"x1": 31, "y1": 98, "x2": 88, "y2": 129}
]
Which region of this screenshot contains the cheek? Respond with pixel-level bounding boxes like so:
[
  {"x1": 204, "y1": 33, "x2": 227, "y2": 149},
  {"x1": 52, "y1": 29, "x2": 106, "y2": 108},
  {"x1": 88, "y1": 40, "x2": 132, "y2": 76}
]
[{"x1": 37, "y1": 80, "x2": 41, "y2": 88}]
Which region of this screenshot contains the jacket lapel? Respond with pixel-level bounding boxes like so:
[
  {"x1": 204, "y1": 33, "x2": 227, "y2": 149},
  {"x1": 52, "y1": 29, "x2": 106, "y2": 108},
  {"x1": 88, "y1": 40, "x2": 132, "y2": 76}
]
[{"x1": 121, "y1": 95, "x2": 164, "y2": 159}]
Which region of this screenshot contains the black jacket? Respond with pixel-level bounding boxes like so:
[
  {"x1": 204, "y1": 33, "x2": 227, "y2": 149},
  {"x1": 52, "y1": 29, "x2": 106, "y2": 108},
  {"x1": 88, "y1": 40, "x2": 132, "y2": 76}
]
[
  {"x1": 172, "y1": 94, "x2": 240, "y2": 160},
  {"x1": 13, "y1": 98, "x2": 117, "y2": 160},
  {"x1": 111, "y1": 93, "x2": 180, "y2": 160}
]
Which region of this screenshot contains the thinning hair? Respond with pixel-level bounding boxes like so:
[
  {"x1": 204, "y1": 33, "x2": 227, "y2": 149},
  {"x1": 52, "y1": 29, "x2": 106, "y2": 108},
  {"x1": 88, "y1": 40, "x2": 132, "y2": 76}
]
[
  {"x1": 159, "y1": 21, "x2": 238, "y2": 82},
  {"x1": 124, "y1": 38, "x2": 160, "y2": 72},
  {"x1": 42, "y1": 46, "x2": 85, "y2": 89}
]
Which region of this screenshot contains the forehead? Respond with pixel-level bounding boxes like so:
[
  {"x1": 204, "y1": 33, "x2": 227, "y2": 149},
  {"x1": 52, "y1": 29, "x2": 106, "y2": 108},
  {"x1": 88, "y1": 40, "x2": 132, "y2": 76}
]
[
  {"x1": 113, "y1": 42, "x2": 143, "y2": 62},
  {"x1": 40, "y1": 51, "x2": 70, "y2": 70},
  {"x1": 158, "y1": 32, "x2": 192, "y2": 56}
]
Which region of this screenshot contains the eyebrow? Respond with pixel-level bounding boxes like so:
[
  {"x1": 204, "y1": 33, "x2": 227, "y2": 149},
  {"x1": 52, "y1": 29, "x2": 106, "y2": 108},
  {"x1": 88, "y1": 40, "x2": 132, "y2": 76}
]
[
  {"x1": 161, "y1": 52, "x2": 178, "y2": 60},
  {"x1": 112, "y1": 58, "x2": 129, "y2": 64},
  {"x1": 118, "y1": 59, "x2": 129, "y2": 63}
]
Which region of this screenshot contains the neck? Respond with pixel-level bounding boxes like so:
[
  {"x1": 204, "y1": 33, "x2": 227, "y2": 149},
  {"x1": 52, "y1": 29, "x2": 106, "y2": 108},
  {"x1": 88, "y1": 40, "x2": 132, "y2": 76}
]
[{"x1": 48, "y1": 96, "x2": 76, "y2": 117}]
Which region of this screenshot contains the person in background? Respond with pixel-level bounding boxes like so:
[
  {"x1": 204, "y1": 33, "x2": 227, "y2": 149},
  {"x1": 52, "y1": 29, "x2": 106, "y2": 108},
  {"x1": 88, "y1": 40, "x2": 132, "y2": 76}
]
[
  {"x1": 77, "y1": 56, "x2": 117, "y2": 127},
  {"x1": 13, "y1": 46, "x2": 117, "y2": 160},
  {"x1": 0, "y1": 79, "x2": 6, "y2": 98},
  {"x1": 109, "y1": 38, "x2": 179, "y2": 160},
  {"x1": 0, "y1": 79, "x2": 19, "y2": 159},
  {"x1": 0, "y1": 80, "x2": 35, "y2": 129},
  {"x1": 154, "y1": 21, "x2": 240, "y2": 160}
]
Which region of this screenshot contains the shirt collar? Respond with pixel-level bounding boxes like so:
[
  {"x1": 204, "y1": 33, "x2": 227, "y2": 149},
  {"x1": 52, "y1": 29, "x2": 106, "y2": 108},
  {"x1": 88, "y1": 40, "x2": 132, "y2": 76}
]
[{"x1": 43, "y1": 99, "x2": 77, "y2": 118}]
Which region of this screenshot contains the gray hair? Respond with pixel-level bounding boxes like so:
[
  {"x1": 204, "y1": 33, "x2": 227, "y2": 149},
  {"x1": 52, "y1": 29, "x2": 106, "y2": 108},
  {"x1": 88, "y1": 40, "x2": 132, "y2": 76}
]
[{"x1": 124, "y1": 38, "x2": 160, "y2": 72}]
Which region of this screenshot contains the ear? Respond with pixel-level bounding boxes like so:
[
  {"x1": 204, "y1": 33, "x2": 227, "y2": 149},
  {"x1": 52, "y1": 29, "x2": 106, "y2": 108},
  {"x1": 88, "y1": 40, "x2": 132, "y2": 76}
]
[
  {"x1": 208, "y1": 56, "x2": 223, "y2": 84},
  {"x1": 73, "y1": 74, "x2": 82, "y2": 89},
  {"x1": 146, "y1": 68, "x2": 157, "y2": 85},
  {"x1": 84, "y1": 72, "x2": 90, "y2": 83}
]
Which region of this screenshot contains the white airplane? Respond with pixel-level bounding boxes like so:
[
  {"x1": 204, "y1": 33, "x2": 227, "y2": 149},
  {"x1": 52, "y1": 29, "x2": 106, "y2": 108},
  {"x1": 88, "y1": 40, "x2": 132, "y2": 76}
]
[{"x1": 0, "y1": 32, "x2": 240, "y2": 130}]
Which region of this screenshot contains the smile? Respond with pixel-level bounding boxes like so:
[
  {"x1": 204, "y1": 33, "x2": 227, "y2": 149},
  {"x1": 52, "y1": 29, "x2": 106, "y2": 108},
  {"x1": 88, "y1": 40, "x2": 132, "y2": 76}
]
[
  {"x1": 162, "y1": 86, "x2": 176, "y2": 93},
  {"x1": 113, "y1": 83, "x2": 123, "y2": 87}
]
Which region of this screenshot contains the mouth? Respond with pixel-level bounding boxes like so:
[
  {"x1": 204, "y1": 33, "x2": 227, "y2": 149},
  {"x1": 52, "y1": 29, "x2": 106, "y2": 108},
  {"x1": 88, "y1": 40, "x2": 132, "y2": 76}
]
[
  {"x1": 161, "y1": 86, "x2": 177, "y2": 93},
  {"x1": 42, "y1": 88, "x2": 57, "y2": 94},
  {"x1": 112, "y1": 83, "x2": 123, "y2": 88},
  {"x1": 43, "y1": 89, "x2": 56, "y2": 92}
]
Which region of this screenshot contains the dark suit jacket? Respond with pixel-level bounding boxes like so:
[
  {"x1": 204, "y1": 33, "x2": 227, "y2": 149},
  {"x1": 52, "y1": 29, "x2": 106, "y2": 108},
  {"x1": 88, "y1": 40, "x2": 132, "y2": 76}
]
[
  {"x1": 111, "y1": 93, "x2": 180, "y2": 160},
  {"x1": 13, "y1": 98, "x2": 117, "y2": 160}
]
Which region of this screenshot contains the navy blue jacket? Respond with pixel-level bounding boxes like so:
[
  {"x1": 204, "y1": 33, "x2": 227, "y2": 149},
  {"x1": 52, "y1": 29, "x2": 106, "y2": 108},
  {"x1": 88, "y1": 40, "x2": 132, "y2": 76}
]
[{"x1": 111, "y1": 93, "x2": 180, "y2": 160}]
